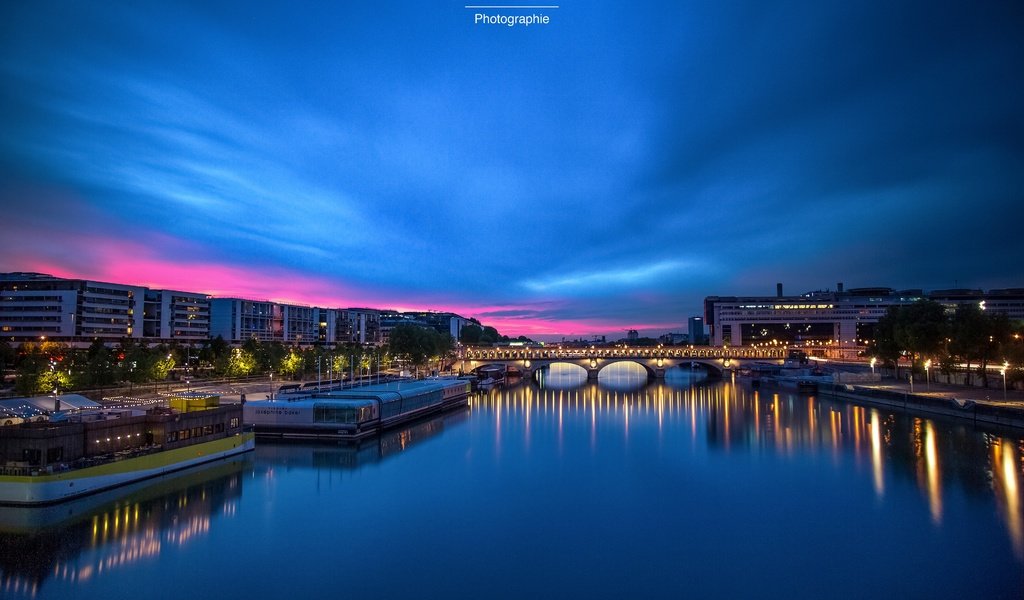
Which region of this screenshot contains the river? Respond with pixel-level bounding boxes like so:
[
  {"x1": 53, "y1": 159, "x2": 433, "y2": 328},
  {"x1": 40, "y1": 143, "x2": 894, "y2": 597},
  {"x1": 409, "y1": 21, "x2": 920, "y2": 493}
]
[{"x1": 2, "y1": 365, "x2": 1022, "y2": 599}]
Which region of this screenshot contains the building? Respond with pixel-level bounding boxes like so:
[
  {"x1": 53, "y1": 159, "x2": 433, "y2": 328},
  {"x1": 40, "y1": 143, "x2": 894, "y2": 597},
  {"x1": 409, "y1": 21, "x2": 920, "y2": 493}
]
[
  {"x1": 658, "y1": 332, "x2": 689, "y2": 345},
  {"x1": 0, "y1": 273, "x2": 479, "y2": 350},
  {"x1": 704, "y1": 283, "x2": 1024, "y2": 358},
  {"x1": 688, "y1": 316, "x2": 706, "y2": 345},
  {"x1": 1, "y1": 273, "x2": 146, "y2": 343},
  {"x1": 333, "y1": 308, "x2": 380, "y2": 345},
  {"x1": 143, "y1": 289, "x2": 211, "y2": 341},
  {"x1": 210, "y1": 298, "x2": 282, "y2": 343}
]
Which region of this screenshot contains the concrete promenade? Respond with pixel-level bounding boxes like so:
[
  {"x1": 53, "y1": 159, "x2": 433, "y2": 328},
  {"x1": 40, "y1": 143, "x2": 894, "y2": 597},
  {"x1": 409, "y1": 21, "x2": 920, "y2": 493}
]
[
  {"x1": 825, "y1": 376, "x2": 1024, "y2": 430},
  {"x1": 854, "y1": 376, "x2": 1024, "y2": 407}
]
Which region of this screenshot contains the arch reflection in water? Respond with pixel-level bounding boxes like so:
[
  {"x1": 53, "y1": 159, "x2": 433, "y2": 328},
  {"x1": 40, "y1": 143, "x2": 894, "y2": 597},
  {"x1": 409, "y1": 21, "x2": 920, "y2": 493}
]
[
  {"x1": 0, "y1": 454, "x2": 250, "y2": 599},
  {"x1": 536, "y1": 362, "x2": 588, "y2": 389},
  {"x1": 597, "y1": 361, "x2": 649, "y2": 391}
]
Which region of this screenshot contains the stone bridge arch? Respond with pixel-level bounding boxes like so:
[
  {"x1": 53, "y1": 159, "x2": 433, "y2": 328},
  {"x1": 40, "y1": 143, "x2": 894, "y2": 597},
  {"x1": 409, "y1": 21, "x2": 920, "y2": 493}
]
[{"x1": 459, "y1": 346, "x2": 784, "y2": 381}]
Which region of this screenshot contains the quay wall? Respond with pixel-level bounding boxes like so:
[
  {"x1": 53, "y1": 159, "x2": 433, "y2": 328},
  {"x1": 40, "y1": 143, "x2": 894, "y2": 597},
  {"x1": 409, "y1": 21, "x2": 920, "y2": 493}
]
[{"x1": 822, "y1": 383, "x2": 1024, "y2": 430}]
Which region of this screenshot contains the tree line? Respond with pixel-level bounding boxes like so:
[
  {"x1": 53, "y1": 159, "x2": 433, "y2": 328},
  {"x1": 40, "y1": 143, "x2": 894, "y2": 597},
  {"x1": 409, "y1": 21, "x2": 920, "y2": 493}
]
[
  {"x1": 868, "y1": 300, "x2": 1023, "y2": 387},
  {"x1": 0, "y1": 317, "x2": 526, "y2": 395},
  {"x1": 0, "y1": 337, "x2": 405, "y2": 395}
]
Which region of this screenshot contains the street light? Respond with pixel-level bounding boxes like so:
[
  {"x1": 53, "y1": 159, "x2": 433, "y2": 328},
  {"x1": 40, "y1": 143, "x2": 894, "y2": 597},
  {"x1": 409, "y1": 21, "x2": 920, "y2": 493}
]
[
  {"x1": 925, "y1": 359, "x2": 931, "y2": 391},
  {"x1": 870, "y1": 357, "x2": 876, "y2": 376},
  {"x1": 1002, "y1": 362, "x2": 1008, "y2": 401}
]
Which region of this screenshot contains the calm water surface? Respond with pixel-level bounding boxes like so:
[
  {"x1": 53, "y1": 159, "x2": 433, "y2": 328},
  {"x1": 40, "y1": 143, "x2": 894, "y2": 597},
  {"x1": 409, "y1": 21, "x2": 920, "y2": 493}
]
[{"x1": 2, "y1": 366, "x2": 1023, "y2": 599}]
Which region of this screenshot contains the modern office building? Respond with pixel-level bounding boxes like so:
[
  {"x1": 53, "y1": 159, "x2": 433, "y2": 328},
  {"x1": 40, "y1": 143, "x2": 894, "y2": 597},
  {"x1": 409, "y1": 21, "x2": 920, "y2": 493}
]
[
  {"x1": 687, "y1": 316, "x2": 706, "y2": 345},
  {"x1": 1, "y1": 273, "x2": 147, "y2": 343},
  {"x1": 705, "y1": 283, "x2": 1024, "y2": 357},
  {"x1": 333, "y1": 308, "x2": 381, "y2": 345},
  {"x1": 1, "y1": 273, "x2": 483, "y2": 350},
  {"x1": 209, "y1": 298, "x2": 282, "y2": 343},
  {"x1": 143, "y1": 289, "x2": 211, "y2": 341}
]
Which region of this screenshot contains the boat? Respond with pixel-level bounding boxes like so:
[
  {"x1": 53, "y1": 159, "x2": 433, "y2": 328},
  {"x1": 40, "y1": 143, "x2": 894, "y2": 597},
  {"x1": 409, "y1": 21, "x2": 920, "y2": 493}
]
[
  {"x1": 243, "y1": 378, "x2": 471, "y2": 440},
  {"x1": 0, "y1": 394, "x2": 254, "y2": 506},
  {"x1": 475, "y1": 364, "x2": 506, "y2": 389},
  {"x1": 737, "y1": 364, "x2": 826, "y2": 394}
]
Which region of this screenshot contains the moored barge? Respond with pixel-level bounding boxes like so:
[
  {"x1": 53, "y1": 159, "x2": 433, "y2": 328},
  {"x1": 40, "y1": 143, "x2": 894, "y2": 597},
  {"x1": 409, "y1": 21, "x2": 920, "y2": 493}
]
[
  {"x1": 244, "y1": 378, "x2": 471, "y2": 440},
  {"x1": 0, "y1": 396, "x2": 254, "y2": 506}
]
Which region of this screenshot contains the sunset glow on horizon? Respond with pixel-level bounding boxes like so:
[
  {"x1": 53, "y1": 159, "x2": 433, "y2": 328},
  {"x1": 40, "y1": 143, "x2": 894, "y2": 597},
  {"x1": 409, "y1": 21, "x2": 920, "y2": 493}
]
[{"x1": 2, "y1": 2, "x2": 1021, "y2": 341}]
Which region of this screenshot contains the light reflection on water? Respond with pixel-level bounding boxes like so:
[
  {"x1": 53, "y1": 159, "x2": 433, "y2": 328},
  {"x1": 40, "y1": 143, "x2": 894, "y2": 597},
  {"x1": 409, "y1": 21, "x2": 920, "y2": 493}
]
[
  {"x1": 473, "y1": 376, "x2": 1024, "y2": 567},
  {"x1": 0, "y1": 456, "x2": 247, "y2": 599},
  {"x1": 1, "y1": 375, "x2": 1022, "y2": 598}
]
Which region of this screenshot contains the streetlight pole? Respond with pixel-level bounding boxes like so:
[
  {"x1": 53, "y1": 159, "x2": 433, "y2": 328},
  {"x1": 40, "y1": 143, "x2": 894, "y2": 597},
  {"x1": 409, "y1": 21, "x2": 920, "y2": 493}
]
[
  {"x1": 1002, "y1": 366, "x2": 1008, "y2": 402},
  {"x1": 925, "y1": 359, "x2": 931, "y2": 391}
]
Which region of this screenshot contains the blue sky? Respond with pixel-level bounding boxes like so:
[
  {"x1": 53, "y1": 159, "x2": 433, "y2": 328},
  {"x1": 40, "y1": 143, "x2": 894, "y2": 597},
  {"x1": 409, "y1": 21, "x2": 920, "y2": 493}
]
[{"x1": 1, "y1": 1, "x2": 1022, "y2": 340}]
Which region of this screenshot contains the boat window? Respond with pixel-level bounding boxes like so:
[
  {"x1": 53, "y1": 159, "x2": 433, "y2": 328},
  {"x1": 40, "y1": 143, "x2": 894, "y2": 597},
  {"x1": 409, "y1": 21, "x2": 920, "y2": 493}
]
[{"x1": 314, "y1": 405, "x2": 370, "y2": 424}]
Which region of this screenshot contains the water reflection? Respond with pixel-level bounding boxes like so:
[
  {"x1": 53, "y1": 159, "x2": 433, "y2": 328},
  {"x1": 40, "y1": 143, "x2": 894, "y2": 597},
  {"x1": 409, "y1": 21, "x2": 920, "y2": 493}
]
[
  {"x1": 535, "y1": 362, "x2": 587, "y2": 389},
  {"x1": 254, "y1": 406, "x2": 468, "y2": 479},
  {"x1": 995, "y1": 439, "x2": 1022, "y2": 559},
  {"x1": 0, "y1": 455, "x2": 249, "y2": 599},
  {"x1": 535, "y1": 362, "x2": 710, "y2": 391},
  {"x1": 471, "y1": 378, "x2": 1024, "y2": 558},
  {"x1": 2, "y1": 378, "x2": 1022, "y2": 598},
  {"x1": 597, "y1": 362, "x2": 648, "y2": 391}
]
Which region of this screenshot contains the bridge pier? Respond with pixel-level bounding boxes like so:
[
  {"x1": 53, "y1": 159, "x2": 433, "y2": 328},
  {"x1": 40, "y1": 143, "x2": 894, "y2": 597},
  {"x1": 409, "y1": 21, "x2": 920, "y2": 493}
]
[{"x1": 587, "y1": 368, "x2": 599, "y2": 380}]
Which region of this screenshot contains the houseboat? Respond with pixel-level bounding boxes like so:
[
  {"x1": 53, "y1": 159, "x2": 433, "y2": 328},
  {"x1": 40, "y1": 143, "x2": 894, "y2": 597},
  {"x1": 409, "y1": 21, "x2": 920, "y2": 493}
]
[
  {"x1": 0, "y1": 394, "x2": 254, "y2": 506},
  {"x1": 244, "y1": 378, "x2": 471, "y2": 440}
]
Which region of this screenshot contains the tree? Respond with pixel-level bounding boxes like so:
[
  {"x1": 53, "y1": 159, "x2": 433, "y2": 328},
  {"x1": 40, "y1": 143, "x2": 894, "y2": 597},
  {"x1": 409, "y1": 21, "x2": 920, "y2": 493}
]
[
  {"x1": 279, "y1": 348, "x2": 303, "y2": 378},
  {"x1": 893, "y1": 300, "x2": 948, "y2": 372},
  {"x1": 867, "y1": 307, "x2": 903, "y2": 377},
  {"x1": 0, "y1": 340, "x2": 14, "y2": 386},
  {"x1": 201, "y1": 336, "x2": 231, "y2": 375},
  {"x1": 868, "y1": 300, "x2": 947, "y2": 379},
  {"x1": 977, "y1": 312, "x2": 1012, "y2": 387},
  {"x1": 481, "y1": 326, "x2": 501, "y2": 344},
  {"x1": 949, "y1": 304, "x2": 988, "y2": 385},
  {"x1": 389, "y1": 324, "x2": 448, "y2": 373},
  {"x1": 15, "y1": 341, "x2": 72, "y2": 395},
  {"x1": 227, "y1": 347, "x2": 258, "y2": 376},
  {"x1": 82, "y1": 339, "x2": 116, "y2": 387},
  {"x1": 149, "y1": 347, "x2": 176, "y2": 381},
  {"x1": 460, "y1": 324, "x2": 482, "y2": 344}
]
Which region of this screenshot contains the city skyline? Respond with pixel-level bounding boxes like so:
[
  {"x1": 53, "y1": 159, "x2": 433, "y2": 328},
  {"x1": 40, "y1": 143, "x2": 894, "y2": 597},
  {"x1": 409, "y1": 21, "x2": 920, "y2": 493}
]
[{"x1": 2, "y1": 2, "x2": 1022, "y2": 341}]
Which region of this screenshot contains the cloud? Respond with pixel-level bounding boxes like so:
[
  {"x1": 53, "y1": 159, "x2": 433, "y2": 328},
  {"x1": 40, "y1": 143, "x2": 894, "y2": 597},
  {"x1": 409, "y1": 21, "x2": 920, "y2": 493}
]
[
  {"x1": 1, "y1": 2, "x2": 1021, "y2": 341},
  {"x1": 522, "y1": 260, "x2": 707, "y2": 295}
]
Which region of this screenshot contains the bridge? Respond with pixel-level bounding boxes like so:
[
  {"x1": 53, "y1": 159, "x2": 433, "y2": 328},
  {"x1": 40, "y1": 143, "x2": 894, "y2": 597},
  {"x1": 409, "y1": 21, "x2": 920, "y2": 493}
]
[{"x1": 459, "y1": 346, "x2": 788, "y2": 380}]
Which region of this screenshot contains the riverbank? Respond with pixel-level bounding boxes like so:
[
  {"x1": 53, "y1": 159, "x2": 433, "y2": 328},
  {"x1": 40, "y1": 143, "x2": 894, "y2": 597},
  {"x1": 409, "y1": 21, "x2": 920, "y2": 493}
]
[{"x1": 821, "y1": 377, "x2": 1024, "y2": 429}]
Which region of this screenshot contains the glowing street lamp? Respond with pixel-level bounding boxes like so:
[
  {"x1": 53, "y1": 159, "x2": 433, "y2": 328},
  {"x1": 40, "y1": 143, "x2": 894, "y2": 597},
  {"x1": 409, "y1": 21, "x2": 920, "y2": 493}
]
[
  {"x1": 870, "y1": 357, "x2": 876, "y2": 376},
  {"x1": 1002, "y1": 361, "x2": 1009, "y2": 402},
  {"x1": 925, "y1": 359, "x2": 931, "y2": 391}
]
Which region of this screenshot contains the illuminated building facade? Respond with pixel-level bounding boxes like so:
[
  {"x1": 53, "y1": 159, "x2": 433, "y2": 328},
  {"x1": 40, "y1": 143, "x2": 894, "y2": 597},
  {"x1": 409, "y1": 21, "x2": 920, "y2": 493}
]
[
  {"x1": 0, "y1": 272, "x2": 147, "y2": 343},
  {"x1": 705, "y1": 284, "x2": 1024, "y2": 357},
  {"x1": 143, "y1": 289, "x2": 210, "y2": 341}
]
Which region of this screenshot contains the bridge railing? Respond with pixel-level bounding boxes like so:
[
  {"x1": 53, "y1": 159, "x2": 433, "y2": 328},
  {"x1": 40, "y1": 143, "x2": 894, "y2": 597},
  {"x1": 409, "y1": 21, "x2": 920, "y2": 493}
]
[{"x1": 460, "y1": 346, "x2": 786, "y2": 361}]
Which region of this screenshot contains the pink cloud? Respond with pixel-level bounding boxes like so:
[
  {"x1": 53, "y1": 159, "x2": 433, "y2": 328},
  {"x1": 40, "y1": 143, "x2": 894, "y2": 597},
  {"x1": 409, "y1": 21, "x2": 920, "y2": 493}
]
[{"x1": 1, "y1": 219, "x2": 673, "y2": 340}]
